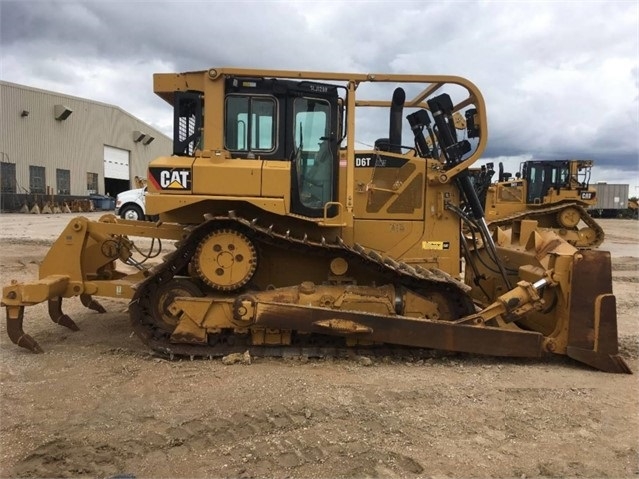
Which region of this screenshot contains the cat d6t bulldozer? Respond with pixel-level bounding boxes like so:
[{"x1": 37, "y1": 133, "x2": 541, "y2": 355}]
[
  {"x1": 2, "y1": 68, "x2": 630, "y2": 373},
  {"x1": 469, "y1": 159, "x2": 603, "y2": 248}
]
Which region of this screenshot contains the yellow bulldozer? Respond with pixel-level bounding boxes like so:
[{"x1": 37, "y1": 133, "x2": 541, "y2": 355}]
[
  {"x1": 469, "y1": 159, "x2": 603, "y2": 248},
  {"x1": 2, "y1": 67, "x2": 630, "y2": 373}
]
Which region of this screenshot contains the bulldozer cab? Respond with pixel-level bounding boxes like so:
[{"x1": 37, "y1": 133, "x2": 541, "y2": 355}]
[
  {"x1": 170, "y1": 76, "x2": 342, "y2": 218},
  {"x1": 522, "y1": 159, "x2": 595, "y2": 205}
]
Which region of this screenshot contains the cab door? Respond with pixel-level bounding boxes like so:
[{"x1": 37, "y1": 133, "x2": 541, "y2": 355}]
[{"x1": 288, "y1": 93, "x2": 340, "y2": 218}]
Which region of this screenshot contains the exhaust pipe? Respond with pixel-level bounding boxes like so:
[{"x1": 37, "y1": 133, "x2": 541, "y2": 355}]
[{"x1": 388, "y1": 87, "x2": 405, "y2": 154}]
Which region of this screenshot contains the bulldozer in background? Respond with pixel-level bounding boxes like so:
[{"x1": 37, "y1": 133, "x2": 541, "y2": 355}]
[
  {"x1": 468, "y1": 159, "x2": 604, "y2": 248},
  {"x1": 2, "y1": 68, "x2": 630, "y2": 373},
  {"x1": 625, "y1": 198, "x2": 638, "y2": 219}
]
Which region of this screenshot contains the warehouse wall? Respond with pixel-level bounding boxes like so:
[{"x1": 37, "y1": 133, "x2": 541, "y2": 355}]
[{"x1": 0, "y1": 81, "x2": 172, "y2": 203}]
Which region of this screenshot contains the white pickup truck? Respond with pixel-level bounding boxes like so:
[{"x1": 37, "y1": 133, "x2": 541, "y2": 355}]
[{"x1": 114, "y1": 187, "x2": 147, "y2": 221}]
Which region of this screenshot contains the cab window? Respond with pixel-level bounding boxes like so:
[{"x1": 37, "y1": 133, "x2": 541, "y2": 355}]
[{"x1": 225, "y1": 96, "x2": 276, "y2": 154}]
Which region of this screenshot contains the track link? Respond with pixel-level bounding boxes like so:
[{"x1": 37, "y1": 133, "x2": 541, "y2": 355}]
[{"x1": 129, "y1": 213, "x2": 474, "y2": 359}]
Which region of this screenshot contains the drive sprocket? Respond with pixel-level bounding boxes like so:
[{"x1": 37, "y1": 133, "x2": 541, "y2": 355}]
[{"x1": 192, "y1": 228, "x2": 257, "y2": 291}]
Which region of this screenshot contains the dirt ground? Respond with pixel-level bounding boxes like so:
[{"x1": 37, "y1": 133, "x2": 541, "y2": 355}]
[{"x1": 0, "y1": 213, "x2": 637, "y2": 479}]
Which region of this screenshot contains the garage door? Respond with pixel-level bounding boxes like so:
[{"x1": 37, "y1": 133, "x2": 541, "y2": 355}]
[{"x1": 104, "y1": 145, "x2": 130, "y2": 180}]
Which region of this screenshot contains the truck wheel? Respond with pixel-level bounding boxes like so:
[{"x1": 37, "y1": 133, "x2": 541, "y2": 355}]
[{"x1": 120, "y1": 204, "x2": 144, "y2": 221}]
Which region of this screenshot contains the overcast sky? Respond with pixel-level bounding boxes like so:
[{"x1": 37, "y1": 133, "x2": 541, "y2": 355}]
[{"x1": 1, "y1": 0, "x2": 638, "y2": 194}]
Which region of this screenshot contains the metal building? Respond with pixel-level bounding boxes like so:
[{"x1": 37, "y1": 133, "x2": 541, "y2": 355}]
[{"x1": 0, "y1": 81, "x2": 171, "y2": 210}]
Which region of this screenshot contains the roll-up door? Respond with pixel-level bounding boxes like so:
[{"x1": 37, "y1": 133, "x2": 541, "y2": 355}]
[{"x1": 104, "y1": 145, "x2": 130, "y2": 180}]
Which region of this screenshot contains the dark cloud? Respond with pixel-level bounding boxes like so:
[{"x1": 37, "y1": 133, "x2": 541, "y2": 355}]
[{"x1": 1, "y1": 0, "x2": 637, "y2": 185}]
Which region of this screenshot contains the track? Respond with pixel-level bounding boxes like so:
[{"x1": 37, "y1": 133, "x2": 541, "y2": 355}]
[
  {"x1": 487, "y1": 203, "x2": 605, "y2": 248},
  {"x1": 128, "y1": 213, "x2": 475, "y2": 359}
]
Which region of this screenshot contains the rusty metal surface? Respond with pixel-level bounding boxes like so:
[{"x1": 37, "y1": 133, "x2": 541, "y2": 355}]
[
  {"x1": 5, "y1": 306, "x2": 43, "y2": 353},
  {"x1": 566, "y1": 250, "x2": 631, "y2": 373},
  {"x1": 567, "y1": 294, "x2": 631, "y2": 374},
  {"x1": 253, "y1": 301, "x2": 545, "y2": 358},
  {"x1": 48, "y1": 297, "x2": 80, "y2": 331},
  {"x1": 567, "y1": 250, "x2": 612, "y2": 350},
  {"x1": 80, "y1": 294, "x2": 107, "y2": 313}
]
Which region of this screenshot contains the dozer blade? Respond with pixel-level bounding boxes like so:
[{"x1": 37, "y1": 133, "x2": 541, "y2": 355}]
[{"x1": 565, "y1": 250, "x2": 631, "y2": 374}]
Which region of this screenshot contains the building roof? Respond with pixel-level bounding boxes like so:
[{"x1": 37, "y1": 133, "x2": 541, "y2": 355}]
[{"x1": 0, "y1": 80, "x2": 171, "y2": 141}]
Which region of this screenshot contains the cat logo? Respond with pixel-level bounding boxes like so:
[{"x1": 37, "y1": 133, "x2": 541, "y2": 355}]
[
  {"x1": 580, "y1": 191, "x2": 595, "y2": 201},
  {"x1": 149, "y1": 167, "x2": 192, "y2": 190}
]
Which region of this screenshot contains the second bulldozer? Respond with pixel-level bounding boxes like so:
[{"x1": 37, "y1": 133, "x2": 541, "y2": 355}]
[{"x1": 469, "y1": 159, "x2": 603, "y2": 248}]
